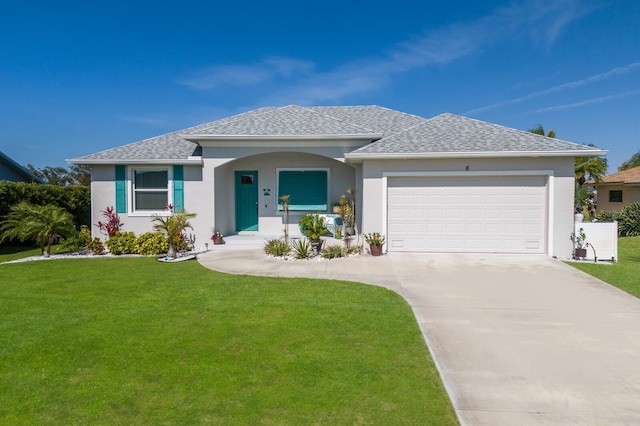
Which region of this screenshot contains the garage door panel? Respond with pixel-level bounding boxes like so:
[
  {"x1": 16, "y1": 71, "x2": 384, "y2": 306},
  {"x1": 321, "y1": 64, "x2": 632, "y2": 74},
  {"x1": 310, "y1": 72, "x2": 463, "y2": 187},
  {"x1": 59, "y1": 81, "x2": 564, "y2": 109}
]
[{"x1": 388, "y1": 176, "x2": 546, "y2": 254}]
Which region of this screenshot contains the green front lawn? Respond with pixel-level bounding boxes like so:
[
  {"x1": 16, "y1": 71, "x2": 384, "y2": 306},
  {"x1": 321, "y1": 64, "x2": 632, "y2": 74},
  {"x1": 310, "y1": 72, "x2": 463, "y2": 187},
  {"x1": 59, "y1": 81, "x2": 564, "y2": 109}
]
[
  {"x1": 0, "y1": 257, "x2": 457, "y2": 425},
  {"x1": 568, "y1": 236, "x2": 640, "y2": 298}
]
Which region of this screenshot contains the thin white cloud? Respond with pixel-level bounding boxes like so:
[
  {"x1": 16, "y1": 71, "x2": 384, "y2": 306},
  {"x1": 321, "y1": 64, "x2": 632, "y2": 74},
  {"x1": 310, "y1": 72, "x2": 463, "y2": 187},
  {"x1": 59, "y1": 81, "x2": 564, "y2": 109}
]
[
  {"x1": 179, "y1": 57, "x2": 314, "y2": 90},
  {"x1": 536, "y1": 88, "x2": 640, "y2": 112},
  {"x1": 466, "y1": 62, "x2": 640, "y2": 114},
  {"x1": 179, "y1": 0, "x2": 591, "y2": 104}
]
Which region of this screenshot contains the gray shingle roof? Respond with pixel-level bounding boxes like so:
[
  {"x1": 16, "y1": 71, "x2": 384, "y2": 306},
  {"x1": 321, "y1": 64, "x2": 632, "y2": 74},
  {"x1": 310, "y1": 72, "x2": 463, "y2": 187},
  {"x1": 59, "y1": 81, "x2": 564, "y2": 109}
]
[
  {"x1": 348, "y1": 113, "x2": 600, "y2": 156},
  {"x1": 68, "y1": 106, "x2": 602, "y2": 164}
]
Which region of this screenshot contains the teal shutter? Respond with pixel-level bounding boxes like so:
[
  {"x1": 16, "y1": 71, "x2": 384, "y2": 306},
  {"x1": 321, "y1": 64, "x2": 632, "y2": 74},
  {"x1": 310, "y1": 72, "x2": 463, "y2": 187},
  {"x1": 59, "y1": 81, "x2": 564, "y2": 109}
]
[
  {"x1": 173, "y1": 165, "x2": 184, "y2": 212},
  {"x1": 278, "y1": 170, "x2": 327, "y2": 211},
  {"x1": 115, "y1": 165, "x2": 127, "y2": 213}
]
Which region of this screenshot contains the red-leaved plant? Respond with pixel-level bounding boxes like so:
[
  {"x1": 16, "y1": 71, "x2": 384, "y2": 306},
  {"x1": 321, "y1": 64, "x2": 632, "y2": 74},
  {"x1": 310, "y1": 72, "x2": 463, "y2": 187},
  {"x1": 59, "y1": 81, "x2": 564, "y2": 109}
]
[{"x1": 96, "y1": 206, "x2": 123, "y2": 238}]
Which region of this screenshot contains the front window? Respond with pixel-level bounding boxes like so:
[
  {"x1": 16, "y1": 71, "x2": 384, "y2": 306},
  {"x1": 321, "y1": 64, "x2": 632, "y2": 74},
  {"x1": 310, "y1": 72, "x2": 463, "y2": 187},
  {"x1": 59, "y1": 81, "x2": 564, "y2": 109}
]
[
  {"x1": 609, "y1": 190, "x2": 623, "y2": 203},
  {"x1": 133, "y1": 169, "x2": 169, "y2": 211},
  {"x1": 278, "y1": 169, "x2": 328, "y2": 211}
]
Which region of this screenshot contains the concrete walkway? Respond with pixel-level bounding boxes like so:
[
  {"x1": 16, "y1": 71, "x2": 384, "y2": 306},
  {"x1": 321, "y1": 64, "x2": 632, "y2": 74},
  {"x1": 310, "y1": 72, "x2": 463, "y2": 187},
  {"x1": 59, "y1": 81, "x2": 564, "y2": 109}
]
[{"x1": 198, "y1": 245, "x2": 640, "y2": 425}]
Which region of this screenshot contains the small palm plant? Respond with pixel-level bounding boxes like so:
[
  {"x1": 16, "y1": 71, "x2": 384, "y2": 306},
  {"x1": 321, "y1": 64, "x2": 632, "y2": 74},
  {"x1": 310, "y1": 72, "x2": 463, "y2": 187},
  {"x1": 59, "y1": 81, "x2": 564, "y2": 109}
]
[
  {"x1": 0, "y1": 202, "x2": 76, "y2": 256},
  {"x1": 279, "y1": 194, "x2": 291, "y2": 243},
  {"x1": 151, "y1": 205, "x2": 196, "y2": 258}
]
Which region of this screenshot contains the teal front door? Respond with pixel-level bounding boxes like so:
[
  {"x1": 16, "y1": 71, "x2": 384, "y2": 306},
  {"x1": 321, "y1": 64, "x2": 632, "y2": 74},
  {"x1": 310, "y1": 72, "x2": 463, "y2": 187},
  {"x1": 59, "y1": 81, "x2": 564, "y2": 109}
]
[{"x1": 235, "y1": 171, "x2": 258, "y2": 231}]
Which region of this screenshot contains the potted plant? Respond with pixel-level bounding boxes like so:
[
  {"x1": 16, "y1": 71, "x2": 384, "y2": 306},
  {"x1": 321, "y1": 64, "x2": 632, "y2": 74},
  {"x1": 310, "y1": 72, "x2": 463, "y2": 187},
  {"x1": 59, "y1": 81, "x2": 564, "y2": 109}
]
[
  {"x1": 571, "y1": 227, "x2": 587, "y2": 259},
  {"x1": 364, "y1": 232, "x2": 385, "y2": 256},
  {"x1": 299, "y1": 213, "x2": 328, "y2": 255},
  {"x1": 211, "y1": 230, "x2": 224, "y2": 245},
  {"x1": 340, "y1": 195, "x2": 354, "y2": 235},
  {"x1": 332, "y1": 202, "x2": 341, "y2": 214}
]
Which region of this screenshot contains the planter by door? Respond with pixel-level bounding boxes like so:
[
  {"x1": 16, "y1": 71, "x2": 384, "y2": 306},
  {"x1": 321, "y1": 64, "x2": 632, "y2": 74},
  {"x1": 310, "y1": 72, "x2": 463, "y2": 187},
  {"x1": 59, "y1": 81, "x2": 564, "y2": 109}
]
[
  {"x1": 370, "y1": 245, "x2": 383, "y2": 256},
  {"x1": 213, "y1": 239, "x2": 224, "y2": 245},
  {"x1": 574, "y1": 248, "x2": 587, "y2": 258}
]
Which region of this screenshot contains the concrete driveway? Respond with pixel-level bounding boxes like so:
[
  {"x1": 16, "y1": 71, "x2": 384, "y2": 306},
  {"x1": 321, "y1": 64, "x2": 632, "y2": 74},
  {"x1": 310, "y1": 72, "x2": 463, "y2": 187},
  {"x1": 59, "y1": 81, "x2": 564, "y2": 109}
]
[{"x1": 198, "y1": 247, "x2": 640, "y2": 425}]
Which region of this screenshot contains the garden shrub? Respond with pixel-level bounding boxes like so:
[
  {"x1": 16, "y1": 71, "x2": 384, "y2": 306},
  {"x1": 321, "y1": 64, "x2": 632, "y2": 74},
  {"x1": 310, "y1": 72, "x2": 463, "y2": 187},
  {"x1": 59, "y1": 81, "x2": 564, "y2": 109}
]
[
  {"x1": 60, "y1": 225, "x2": 92, "y2": 252},
  {"x1": 596, "y1": 202, "x2": 640, "y2": 237},
  {"x1": 0, "y1": 181, "x2": 90, "y2": 229},
  {"x1": 105, "y1": 232, "x2": 137, "y2": 255},
  {"x1": 86, "y1": 238, "x2": 105, "y2": 255},
  {"x1": 135, "y1": 232, "x2": 168, "y2": 255},
  {"x1": 617, "y1": 202, "x2": 640, "y2": 237},
  {"x1": 264, "y1": 238, "x2": 290, "y2": 257},
  {"x1": 321, "y1": 245, "x2": 345, "y2": 259}
]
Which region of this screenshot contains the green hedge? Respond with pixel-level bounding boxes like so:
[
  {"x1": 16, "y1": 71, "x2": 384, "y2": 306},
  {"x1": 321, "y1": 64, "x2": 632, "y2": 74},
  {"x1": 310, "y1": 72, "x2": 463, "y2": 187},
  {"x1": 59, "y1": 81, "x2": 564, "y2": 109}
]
[{"x1": 0, "y1": 182, "x2": 90, "y2": 228}]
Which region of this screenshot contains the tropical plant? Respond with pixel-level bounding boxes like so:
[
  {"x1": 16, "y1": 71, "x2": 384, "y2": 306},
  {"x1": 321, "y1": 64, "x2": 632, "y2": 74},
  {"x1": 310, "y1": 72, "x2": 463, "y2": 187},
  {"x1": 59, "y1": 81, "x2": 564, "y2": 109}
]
[
  {"x1": 264, "y1": 238, "x2": 290, "y2": 257},
  {"x1": 595, "y1": 203, "x2": 640, "y2": 237},
  {"x1": 0, "y1": 202, "x2": 75, "y2": 256},
  {"x1": 151, "y1": 206, "x2": 197, "y2": 258},
  {"x1": 96, "y1": 206, "x2": 123, "y2": 238},
  {"x1": 298, "y1": 214, "x2": 328, "y2": 242},
  {"x1": 279, "y1": 194, "x2": 291, "y2": 243},
  {"x1": 291, "y1": 238, "x2": 312, "y2": 259},
  {"x1": 618, "y1": 151, "x2": 640, "y2": 171},
  {"x1": 321, "y1": 244, "x2": 345, "y2": 259},
  {"x1": 364, "y1": 232, "x2": 386, "y2": 246},
  {"x1": 528, "y1": 126, "x2": 607, "y2": 210}
]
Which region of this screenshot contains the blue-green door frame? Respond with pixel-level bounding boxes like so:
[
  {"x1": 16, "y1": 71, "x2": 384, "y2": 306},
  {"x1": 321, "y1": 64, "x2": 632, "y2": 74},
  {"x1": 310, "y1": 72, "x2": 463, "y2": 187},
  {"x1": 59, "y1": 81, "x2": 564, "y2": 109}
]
[{"x1": 234, "y1": 171, "x2": 259, "y2": 231}]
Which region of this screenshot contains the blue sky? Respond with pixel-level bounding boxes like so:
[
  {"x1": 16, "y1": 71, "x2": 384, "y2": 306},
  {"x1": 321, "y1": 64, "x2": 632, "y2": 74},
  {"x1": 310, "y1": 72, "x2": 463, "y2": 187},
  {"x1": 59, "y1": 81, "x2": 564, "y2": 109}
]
[{"x1": 1, "y1": 0, "x2": 638, "y2": 172}]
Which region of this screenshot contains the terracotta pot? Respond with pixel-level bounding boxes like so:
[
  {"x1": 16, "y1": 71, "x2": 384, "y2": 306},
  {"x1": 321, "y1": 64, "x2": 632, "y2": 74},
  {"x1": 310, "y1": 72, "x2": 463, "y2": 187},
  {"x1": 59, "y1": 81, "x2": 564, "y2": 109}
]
[
  {"x1": 574, "y1": 248, "x2": 587, "y2": 258},
  {"x1": 332, "y1": 206, "x2": 341, "y2": 214},
  {"x1": 370, "y1": 244, "x2": 383, "y2": 256},
  {"x1": 213, "y1": 238, "x2": 224, "y2": 245}
]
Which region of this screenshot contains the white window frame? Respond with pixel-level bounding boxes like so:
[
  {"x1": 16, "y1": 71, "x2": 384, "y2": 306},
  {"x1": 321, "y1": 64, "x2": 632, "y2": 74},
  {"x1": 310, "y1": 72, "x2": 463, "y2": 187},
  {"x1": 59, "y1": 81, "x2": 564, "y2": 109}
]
[
  {"x1": 128, "y1": 166, "x2": 173, "y2": 216},
  {"x1": 276, "y1": 168, "x2": 330, "y2": 213}
]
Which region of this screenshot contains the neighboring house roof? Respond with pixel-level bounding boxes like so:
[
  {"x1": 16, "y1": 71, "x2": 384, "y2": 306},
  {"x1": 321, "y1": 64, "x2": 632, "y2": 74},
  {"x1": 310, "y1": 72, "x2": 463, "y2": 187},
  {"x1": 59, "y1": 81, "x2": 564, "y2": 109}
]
[
  {"x1": 0, "y1": 150, "x2": 43, "y2": 183},
  {"x1": 592, "y1": 166, "x2": 640, "y2": 185},
  {"x1": 68, "y1": 105, "x2": 606, "y2": 164}
]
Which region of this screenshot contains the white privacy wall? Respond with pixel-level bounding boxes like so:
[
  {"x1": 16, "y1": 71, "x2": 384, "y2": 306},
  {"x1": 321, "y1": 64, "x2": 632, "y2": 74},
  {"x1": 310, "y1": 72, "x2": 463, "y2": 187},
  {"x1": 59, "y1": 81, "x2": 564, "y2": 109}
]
[{"x1": 574, "y1": 221, "x2": 618, "y2": 261}]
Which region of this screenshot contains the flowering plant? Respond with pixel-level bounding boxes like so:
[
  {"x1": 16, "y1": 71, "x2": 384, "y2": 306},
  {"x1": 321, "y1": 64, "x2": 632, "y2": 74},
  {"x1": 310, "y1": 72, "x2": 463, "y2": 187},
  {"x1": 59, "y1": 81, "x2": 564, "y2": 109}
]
[
  {"x1": 211, "y1": 231, "x2": 224, "y2": 241},
  {"x1": 364, "y1": 232, "x2": 385, "y2": 246}
]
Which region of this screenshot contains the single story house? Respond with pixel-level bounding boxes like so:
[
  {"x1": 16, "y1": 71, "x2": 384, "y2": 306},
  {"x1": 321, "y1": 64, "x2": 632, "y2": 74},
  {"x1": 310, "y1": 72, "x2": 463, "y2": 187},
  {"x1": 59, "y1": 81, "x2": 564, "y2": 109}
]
[
  {"x1": 592, "y1": 166, "x2": 640, "y2": 213},
  {"x1": 0, "y1": 150, "x2": 43, "y2": 183},
  {"x1": 68, "y1": 105, "x2": 605, "y2": 257}
]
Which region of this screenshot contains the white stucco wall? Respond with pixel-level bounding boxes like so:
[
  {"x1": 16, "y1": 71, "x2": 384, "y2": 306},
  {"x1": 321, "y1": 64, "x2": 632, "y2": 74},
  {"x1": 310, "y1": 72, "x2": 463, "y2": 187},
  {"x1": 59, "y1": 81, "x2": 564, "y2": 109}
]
[
  {"x1": 89, "y1": 151, "x2": 357, "y2": 248},
  {"x1": 357, "y1": 156, "x2": 576, "y2": 258},
  {"x1": 206, "y1": 151, "x2": 357, "y2": 237}
]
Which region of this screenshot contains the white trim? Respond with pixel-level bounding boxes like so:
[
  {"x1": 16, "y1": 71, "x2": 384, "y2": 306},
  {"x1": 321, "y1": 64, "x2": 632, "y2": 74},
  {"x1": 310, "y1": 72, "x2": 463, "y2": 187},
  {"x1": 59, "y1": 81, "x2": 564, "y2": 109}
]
[
  {"x1": 128, "y1": 166, "x2": 173, "y2": 215},
  {"x1": 66, "y1": 158, "x2": 203, "y2": 165},
  {"x1": 276, "y1": 167, "x2": 331, "y2": 213},
  {"x1": 182, "y1": 133, "x2": 382, "y2": 141},
  {"x1": 382, "y1": 170, "x2": 555, "y2": 255},
  {"x1": 346, "y1": 149, "x2": 607, "y2": 162}
]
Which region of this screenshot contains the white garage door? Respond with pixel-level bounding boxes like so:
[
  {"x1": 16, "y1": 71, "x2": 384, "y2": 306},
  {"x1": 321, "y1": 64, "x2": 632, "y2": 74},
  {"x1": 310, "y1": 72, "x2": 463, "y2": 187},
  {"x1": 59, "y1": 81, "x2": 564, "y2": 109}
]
[{"x1": 387, "y1": 176, "x2": 547, "y2": 253}]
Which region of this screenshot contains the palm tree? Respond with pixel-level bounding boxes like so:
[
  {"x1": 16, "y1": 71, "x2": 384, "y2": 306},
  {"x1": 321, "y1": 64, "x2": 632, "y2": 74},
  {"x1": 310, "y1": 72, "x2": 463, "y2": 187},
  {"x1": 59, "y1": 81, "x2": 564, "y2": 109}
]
[
  {"x1": 529, "y1": 126, "x2": 607, "y2": 210},
  {"x1": 151, "y1": 209, "x2": 197, "y2": 258},
  {"x1": 279, "y1": 194, "x2": 291, "y2": 243},
  {"x1": 619, "y1": 151, "x2": 640, "y2": 171},
  {"x1": 0, "y1": 202, "x2": 76, "y2": 256}
]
